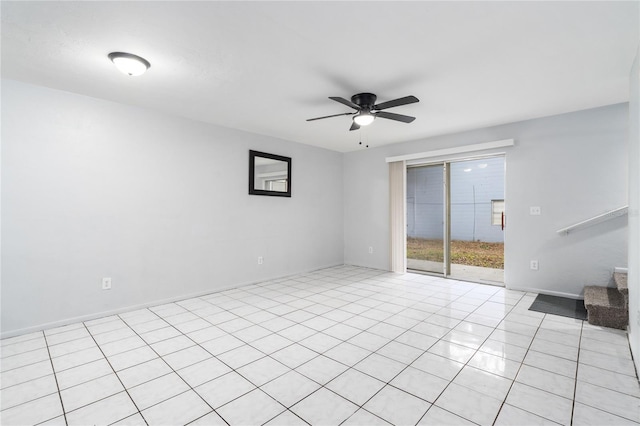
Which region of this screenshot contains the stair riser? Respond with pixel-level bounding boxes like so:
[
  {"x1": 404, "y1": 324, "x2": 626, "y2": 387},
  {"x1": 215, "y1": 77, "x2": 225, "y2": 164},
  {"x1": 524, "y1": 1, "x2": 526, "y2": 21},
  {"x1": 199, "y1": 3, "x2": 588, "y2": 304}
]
[
  {"x1": 586, "y1": 306, "x2": 628, "y2": 330},
  {"x1": 582, "y1": 271, "x2": 629, "y2": 331}
]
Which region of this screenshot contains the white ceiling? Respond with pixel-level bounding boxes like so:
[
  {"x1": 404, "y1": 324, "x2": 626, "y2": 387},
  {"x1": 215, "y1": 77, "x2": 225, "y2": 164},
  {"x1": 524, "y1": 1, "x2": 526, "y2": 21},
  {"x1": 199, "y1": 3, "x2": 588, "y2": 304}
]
[{"x1": 2, "y1": 1, "x2": 638, "y2": 152}]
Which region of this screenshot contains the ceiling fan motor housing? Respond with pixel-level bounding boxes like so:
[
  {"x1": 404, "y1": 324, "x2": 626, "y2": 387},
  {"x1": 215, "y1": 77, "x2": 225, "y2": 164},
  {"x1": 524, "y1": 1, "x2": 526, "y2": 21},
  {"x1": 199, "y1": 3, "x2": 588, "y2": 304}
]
[{"x1": 351, "y1": 93, "x2": 377, "y2": 110}]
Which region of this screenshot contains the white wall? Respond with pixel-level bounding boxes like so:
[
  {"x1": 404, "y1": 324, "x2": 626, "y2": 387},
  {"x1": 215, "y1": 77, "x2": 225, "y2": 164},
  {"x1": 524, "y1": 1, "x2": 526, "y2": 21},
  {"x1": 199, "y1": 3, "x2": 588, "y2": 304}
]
[
  {"x1": 344, "y1": 104, "x2": 628, "y2": 298},
  {"x1": 1, "y1": 78, "x2": 632, "y2": 338},
  {"x1": 1, "y1": 80, "x2": 344, "y2": 336},
  {"x1": 628, "y1": 46, "x2": 639, "y2": 371}
]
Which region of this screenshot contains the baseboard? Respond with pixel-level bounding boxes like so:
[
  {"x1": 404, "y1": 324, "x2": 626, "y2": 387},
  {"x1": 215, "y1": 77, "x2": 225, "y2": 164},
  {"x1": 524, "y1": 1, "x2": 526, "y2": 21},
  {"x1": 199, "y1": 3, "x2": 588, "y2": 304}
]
[
  {"x1": 507, "y1": 286, "x2": 584, "y2": 300},
  {"x1": 1, "y1": 262, "x2": 344, "y2": 340},
  {"x1": 343, "y1": 261, "x2": 392, "y2": 273}
]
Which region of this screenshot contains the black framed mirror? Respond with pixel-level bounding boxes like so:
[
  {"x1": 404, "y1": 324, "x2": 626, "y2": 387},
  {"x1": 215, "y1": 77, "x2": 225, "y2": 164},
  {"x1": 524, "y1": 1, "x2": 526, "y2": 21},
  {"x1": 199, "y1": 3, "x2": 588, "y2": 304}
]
[{"x1": 249, "y1": 150, "x2": 292, "y2": 197}]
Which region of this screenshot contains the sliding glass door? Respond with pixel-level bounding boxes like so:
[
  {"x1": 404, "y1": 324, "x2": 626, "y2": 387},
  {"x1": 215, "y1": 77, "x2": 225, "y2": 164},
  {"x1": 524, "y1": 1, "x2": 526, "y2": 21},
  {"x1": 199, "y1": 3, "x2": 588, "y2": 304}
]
[
  {"x1": 406, "y1": 164, "x2": 445, "y2": 274},
  {"x1": 448, "y1": 157, "x2": 505, "y2": 283},
  {"x1": 407, "y1": 156, "x2": 505, "y2": 284}
]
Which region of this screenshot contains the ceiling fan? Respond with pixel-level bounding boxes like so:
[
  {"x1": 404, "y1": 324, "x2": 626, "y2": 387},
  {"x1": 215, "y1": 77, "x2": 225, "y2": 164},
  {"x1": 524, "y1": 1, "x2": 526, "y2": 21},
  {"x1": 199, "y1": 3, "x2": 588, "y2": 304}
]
[{"x1": 307, "y1": 93, "x2": 419, "y2": 131}]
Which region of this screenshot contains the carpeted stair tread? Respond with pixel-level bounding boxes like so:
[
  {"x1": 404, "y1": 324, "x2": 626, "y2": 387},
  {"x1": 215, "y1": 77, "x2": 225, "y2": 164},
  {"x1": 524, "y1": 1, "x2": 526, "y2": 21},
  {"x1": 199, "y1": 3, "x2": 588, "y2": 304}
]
[
  {"x1": 614, "y1": 271, "x2": 628, "y2": 296},
  {"x1": 584, "y1": 286, "x2": 625, "y2": 308},
  {"x1": 584, "y1": 286, "x2": 628, "y2": 330}
]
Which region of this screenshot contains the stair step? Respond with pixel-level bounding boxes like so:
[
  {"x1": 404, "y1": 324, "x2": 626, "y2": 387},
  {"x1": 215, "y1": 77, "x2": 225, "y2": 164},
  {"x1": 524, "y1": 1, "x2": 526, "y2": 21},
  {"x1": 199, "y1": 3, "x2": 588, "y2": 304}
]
[
  {"x1": 584, "y1": 286, "x2": 628, "y2": 330},
  {"x1": 614, "y1": 271, "x2": 628, "y2": 295}
]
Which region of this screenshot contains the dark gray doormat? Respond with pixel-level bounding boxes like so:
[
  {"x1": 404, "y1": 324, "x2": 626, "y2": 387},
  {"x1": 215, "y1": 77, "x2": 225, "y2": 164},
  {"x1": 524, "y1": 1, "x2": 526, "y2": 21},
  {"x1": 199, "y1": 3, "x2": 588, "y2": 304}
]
[{"x1": 529, "y1": 294, "x2": 588, "y2": 320}]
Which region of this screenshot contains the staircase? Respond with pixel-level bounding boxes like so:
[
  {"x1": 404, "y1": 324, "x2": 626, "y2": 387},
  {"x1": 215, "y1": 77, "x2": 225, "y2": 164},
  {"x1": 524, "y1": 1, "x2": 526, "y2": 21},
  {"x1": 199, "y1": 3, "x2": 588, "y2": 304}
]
[{"x1": 584, "y1": 271, "x2": 628, "y2": 330}]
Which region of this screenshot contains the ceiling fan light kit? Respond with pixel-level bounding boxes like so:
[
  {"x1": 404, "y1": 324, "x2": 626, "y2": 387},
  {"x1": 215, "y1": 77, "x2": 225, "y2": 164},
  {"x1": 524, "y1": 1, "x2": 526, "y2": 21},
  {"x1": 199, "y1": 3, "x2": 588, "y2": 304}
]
[
  {"x1": 307, "y1": 92, "x2": 419, "y2": 132},
  {"x1": 353, "y1": 112, "x2": 375, "y2": 126}
]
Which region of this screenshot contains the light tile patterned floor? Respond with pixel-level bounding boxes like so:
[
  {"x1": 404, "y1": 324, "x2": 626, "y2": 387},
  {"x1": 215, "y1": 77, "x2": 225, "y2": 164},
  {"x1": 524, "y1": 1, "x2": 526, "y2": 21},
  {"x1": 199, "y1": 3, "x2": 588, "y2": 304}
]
[{"x1": 1, "y1": 265, "x2": 639, "y2": 425}]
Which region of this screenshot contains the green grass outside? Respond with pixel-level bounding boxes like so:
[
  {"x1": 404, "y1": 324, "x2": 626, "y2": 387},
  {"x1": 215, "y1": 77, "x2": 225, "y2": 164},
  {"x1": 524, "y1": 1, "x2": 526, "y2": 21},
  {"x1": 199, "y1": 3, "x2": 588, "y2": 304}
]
[{"x1": 407, "y1": 237, "x2": 504, "y2": 269}]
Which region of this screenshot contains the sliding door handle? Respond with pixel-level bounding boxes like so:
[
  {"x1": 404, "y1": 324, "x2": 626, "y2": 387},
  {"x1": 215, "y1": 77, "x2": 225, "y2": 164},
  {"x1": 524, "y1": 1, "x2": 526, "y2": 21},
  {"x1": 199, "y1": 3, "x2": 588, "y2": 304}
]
[{"x1": 501, "y1": 212, "x2": 505, "y2": 230}]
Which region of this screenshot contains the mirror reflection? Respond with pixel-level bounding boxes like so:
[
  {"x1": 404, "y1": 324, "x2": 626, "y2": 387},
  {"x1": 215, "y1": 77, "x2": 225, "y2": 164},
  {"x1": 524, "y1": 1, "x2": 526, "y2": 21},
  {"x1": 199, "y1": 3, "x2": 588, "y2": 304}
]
[
  {"x1": 249, "y1": 150, "x2": 291, "y2": 197},
  {"x1": 254, "y1": 157, "x2": 288, "y2": 191}
]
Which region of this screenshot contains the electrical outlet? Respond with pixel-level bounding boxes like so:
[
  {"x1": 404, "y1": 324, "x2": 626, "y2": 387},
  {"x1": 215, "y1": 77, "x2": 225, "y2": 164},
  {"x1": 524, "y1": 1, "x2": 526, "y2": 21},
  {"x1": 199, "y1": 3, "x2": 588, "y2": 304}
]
[
  {"x1": 530, "y1": 206, "x2": 541, "y2": 215},
  {"x1": 368, "y1": 246, "x2": 373, "y2": 254},
  {"x1": 258, "y1": 256, "x2": 263, "y2": 265},
  {"x1": 530, "y1": 260, "x2": 539, "y2": 270},
  {"x1": 102, "y1": 277, "x2": 112, "y2": 290}
]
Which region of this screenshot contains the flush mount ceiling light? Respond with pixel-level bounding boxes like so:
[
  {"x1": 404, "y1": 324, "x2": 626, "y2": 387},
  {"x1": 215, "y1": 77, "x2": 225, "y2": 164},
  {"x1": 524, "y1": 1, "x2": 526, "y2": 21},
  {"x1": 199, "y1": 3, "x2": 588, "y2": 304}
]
[
  {"x1": 108, "y1": 52, "x2": 150, "y2": 76},
  {"x1": 353, "y1": 111, "x2": 375, "y2": 126}
]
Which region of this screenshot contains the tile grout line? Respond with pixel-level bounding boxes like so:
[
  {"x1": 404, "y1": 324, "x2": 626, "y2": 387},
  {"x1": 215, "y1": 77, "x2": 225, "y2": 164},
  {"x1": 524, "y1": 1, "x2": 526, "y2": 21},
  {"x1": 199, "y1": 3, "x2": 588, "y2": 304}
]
[
  {"x1": 340, "y1": 279, "x2": 514, "y2": 425},
  {"x1": 151, "y1": 312, "x2": 294, "y2": 423},
  {"x1": 489, "y1": 307, "x2": 545, "y2": 426},
  {"x1": 80, "y1": 322, "x2": 149, "y2": 426},
  {"x1": 417, "y1": 286, "x2": 522, "y2": 426},
  {"x1": 0, "y1": 347, "x2": 55, "y2": 375},
  {"x1": 190, "y1": 270, "x2": 432, "y2": 424},
  {"x1": 42, "y1": 330, "x2": 69, "y2": 426},
  {"x1": 63, "y1": 288, "x2": 312, "y2": 421},
  {"x1": 574, "y1": 325, "x2": 640, "y2": 423},
  {"x1": 119, "y1": 288, "x2": 351, "y2": 422},
  {"x1": 495, "y1": 312, "x2": 594, "y2": 424},
  {"x1": 176, "y1": 280, "x2": 391, "y2": 422},
  {"x1": 569, "y1": 320, "x2": 584, "y2": 425},
  {"x1": 179, "y1": 272, "x2": 386, "y2": 423},
  {"x1": 114, "y1": 310, "x2": 229, "y2": 424}
]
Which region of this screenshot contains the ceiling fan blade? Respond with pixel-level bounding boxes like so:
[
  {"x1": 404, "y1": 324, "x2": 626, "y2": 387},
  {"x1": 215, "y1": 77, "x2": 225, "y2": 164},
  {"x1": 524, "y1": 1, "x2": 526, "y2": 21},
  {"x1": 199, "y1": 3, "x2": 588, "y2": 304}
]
[
  {"x1": 375, "y1": 111, "x2": 416, "y2": 123},
  {"x1": 349, "y1": 121, "x2": 360, "y2": 131},
  {"x1": 373, "y1": 95, "x2": 419, "y2": 111},
  {"x1": 306, "y1": 112, "x2": 354, "y2": 122},
  {"x1": 329, "y1": 96, "x2": 361, "y2": 110}
]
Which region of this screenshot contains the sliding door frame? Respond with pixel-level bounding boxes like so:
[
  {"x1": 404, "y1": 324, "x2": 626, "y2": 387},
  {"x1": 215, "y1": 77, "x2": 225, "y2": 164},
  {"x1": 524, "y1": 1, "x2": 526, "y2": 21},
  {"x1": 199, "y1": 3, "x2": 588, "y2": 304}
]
[
  {"x1": 404, "y1": 153, "x2": 506, "y2": 282},
  {"x1": 444, "y1": 162, "x2": 451, "y2": 277},
  {"x1": 387, "y1": 138, "x2": 513, "y2": 278}
]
